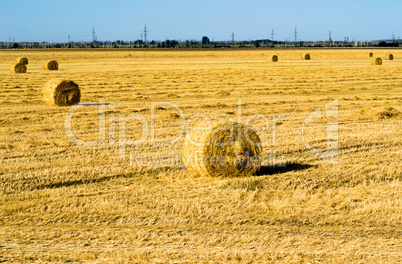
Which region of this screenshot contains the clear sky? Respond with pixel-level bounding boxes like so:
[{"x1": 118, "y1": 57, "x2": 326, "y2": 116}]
[{"x1": 0, "y1": 0, "x2": 401, "y2": 42}]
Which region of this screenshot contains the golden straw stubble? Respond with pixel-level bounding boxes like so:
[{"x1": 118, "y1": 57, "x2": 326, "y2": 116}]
[
  {"x1": 16, "y1": 57, "x2": 28, "y2": 65},
  {"x1": 10, "y1": 63, "x2": 27, "y2": 73},
  {"x1": 181, "y1": 120, "x2": 262, "y2": 177},
  {"x1": 42, "y1": 79, "x2": 81, "y2": 106},
  {"x1": 44, "y1": 60, "x2": 59, "y2": 71},
  {"x1": 371, "y1": 57, "x2": 382, "y2": 65}
]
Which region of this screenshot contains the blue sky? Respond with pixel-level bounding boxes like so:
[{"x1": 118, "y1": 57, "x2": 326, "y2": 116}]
[{"x1": 0, "y1": 0, "x2": 401, "y2": 42}]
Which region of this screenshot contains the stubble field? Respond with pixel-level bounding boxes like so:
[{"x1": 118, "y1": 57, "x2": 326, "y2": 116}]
[{"x1": 0, "y1": 48, "x2": 401, "y2": 263}]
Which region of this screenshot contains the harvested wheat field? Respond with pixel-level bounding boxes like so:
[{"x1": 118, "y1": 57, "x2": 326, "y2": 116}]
[{"x1": 0, "y1": 48, "x2": 401, "y2": 263}]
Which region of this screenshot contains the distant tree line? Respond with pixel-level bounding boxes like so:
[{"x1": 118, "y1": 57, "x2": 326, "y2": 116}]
[{"x1": 0, "y1": 38, "x2": 400, "y2": 49}]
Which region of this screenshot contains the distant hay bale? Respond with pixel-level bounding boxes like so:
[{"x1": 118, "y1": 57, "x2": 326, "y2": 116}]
[
  {"x1": 368, "y1": 52, "x2": 374, "y2": 57},
  {"x1": 16, "y1": 57, "x2": 28, "y2": 65},
  {"x1": 43, "y1": 60, "x2": 59, "y2": 71},
  {"x1": 42, "y1": 79, "x2": 81, "y2": 106},
  {"x1": 371, "y1": 57, "x2": 382, "y2": 65},
  {"x1": 385, "y1": 54, "x2": 394, "y2": 60},
  {"x1": 181, "y1": 121, "x2": 262, "y2": 177},
  {"x1": 10, "y1": 63, "x2": 27, "y2": 73},
  {"x1": 271, "y1": 55, "x2": 278, "y2": 62},
  {"x1": 302, "y1": 54, "x2": 310, "y2": 60}
]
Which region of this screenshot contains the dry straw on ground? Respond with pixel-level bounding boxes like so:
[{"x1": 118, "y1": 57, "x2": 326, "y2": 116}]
[
  {"x1": 272, "y1": 55, "x2": 278, "y2": 62},
  {"x1": 10, "y1": 63, "x2": 27, "y2": 73},
  {"x1": 385, "y1": 54, "x2": 394, "y2": 60},
  {"x1": 43, "y1": 60, "x2": 59, "y2": 71},
  {"x1": 16, "y1": 57, "x2": 28, "y2": 65},
  {"x1": 371, "y1": 57, "x2": 383, "y2": 65},
  {"x1": 302, "y1": 54, "x2": 311, "y2": 60},
  {"x1": 42, "y1": 79, "x2": 81, "y2": 106},
  {"x1": 181, "y1": 120, "x2": 262, "y2": 177},
  {"x1": 368, "y1": 52, "x2": 374, "y2": 57}
]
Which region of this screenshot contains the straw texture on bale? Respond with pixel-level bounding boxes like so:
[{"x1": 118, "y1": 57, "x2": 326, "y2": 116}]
[
  {"x1": 16, "y1": 57, "x2": 28, "y2": 65},
  {"x1": 371, "y1": 57, "x2": 382, "y2": 65},
  {"x1": 302, "y1": 54, "x2": 310, "y2": 60},
  {"x1": 368, "y1": 52, "x2": 374, "y2": 57},
  {"x1": 181, "y1": 121, "x2": 262, "y2": 177},
  {"x1": 10, "y1": 63, "x2": 27, "y2": 73},
  {"x1": 43, "y1": 60, "x2": 59, "y2": 71},
  {"x1": 42, "y1": 79, "x2": 81, "y2": 106},
  {"x1": 385, "y1": 54, "x2": 394, "y2": 60},
  {"x1": 271, "y1": 55, "x2": 278, "y2": 62}
]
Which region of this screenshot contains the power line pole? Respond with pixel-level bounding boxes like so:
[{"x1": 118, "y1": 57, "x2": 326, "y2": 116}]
[
  {"x1": 143, "y1": 24, "x2": 148, "y2": 43},
  {"x1": 271, "y1": 29, "x2": 275, "y2": 42},
  {"x1": 92, "y1": 27, "x2": 97, "y2": 42},
  {"x1": 294, "y1": 26, "x2": 298, "y2": 43},
  {"x1": 231, "y1": 31, "x2": 235, "y2": 46},
  {"x1": 329, "y1": 31, "x2": 332, "y2": 46}
]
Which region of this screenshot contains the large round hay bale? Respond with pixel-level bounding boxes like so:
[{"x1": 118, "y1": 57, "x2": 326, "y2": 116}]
[
  {"x1": 43, "y1": 60, "x2": 59, "y2": 71},
  {"x1": 368, "y1": 52, "x2": 374, "y2": 57},
  {"x1": 16, "y1": 57, "x2": 28, "y2": 65},
  {"x1": 10, "y1": 63, "x2": 27, "y2": 73},
  {"x1": 371, "y1": 57, "x2": 382, "y2": 65},
  {"x1": 271, "y1": 55, "x2": 278, "y2": 62},
  {"x1": 385, "y1": 54, "x2": 394, "y2": 60},
  {"x1": 181, "y1": 121, "x2": 262, "y2": 177},
  {"x1": 42, "y1": 79, "x2": 81, "y2": 106},
  {"x1": 302, "y1": 54, "x2": 310, "y2": 60}
]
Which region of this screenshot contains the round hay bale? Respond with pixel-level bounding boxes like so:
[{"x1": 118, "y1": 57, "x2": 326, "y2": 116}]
[
  {"x1": 271, "y1": 55, "x2": 278, "y2": 62},
  {"x1": 42, "y1": 79, "x2": 81, "y2": 106},
  {"x1": 10, "y1": 63, "x2": 27, "y2": 73},
  {"x1": 181, "y1": 120, "x2": 262, "y2": 177},
  {"x1": 385, "y1": 54, "x2": 394, "y2": 60},
  {"x1": 302, "y1": 54, "x2": 310, "y2": 60},
  {"x1": 16, "y1": 57, "x2": 28, "y2": 65},
  {"x1": 43, "y1": 60, "x2": 59, "y2": 71},
  {"x1": 371, "y1": 57, "x2": 382, "y2": 65},
  {"x1": 368, "y1": 52, "x2": 374, "y2": 57}
]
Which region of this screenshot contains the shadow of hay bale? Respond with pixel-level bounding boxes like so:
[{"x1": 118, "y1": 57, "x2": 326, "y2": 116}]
[{"x1": 256, "y1": 163, "x2": 316, "y2": 176}]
